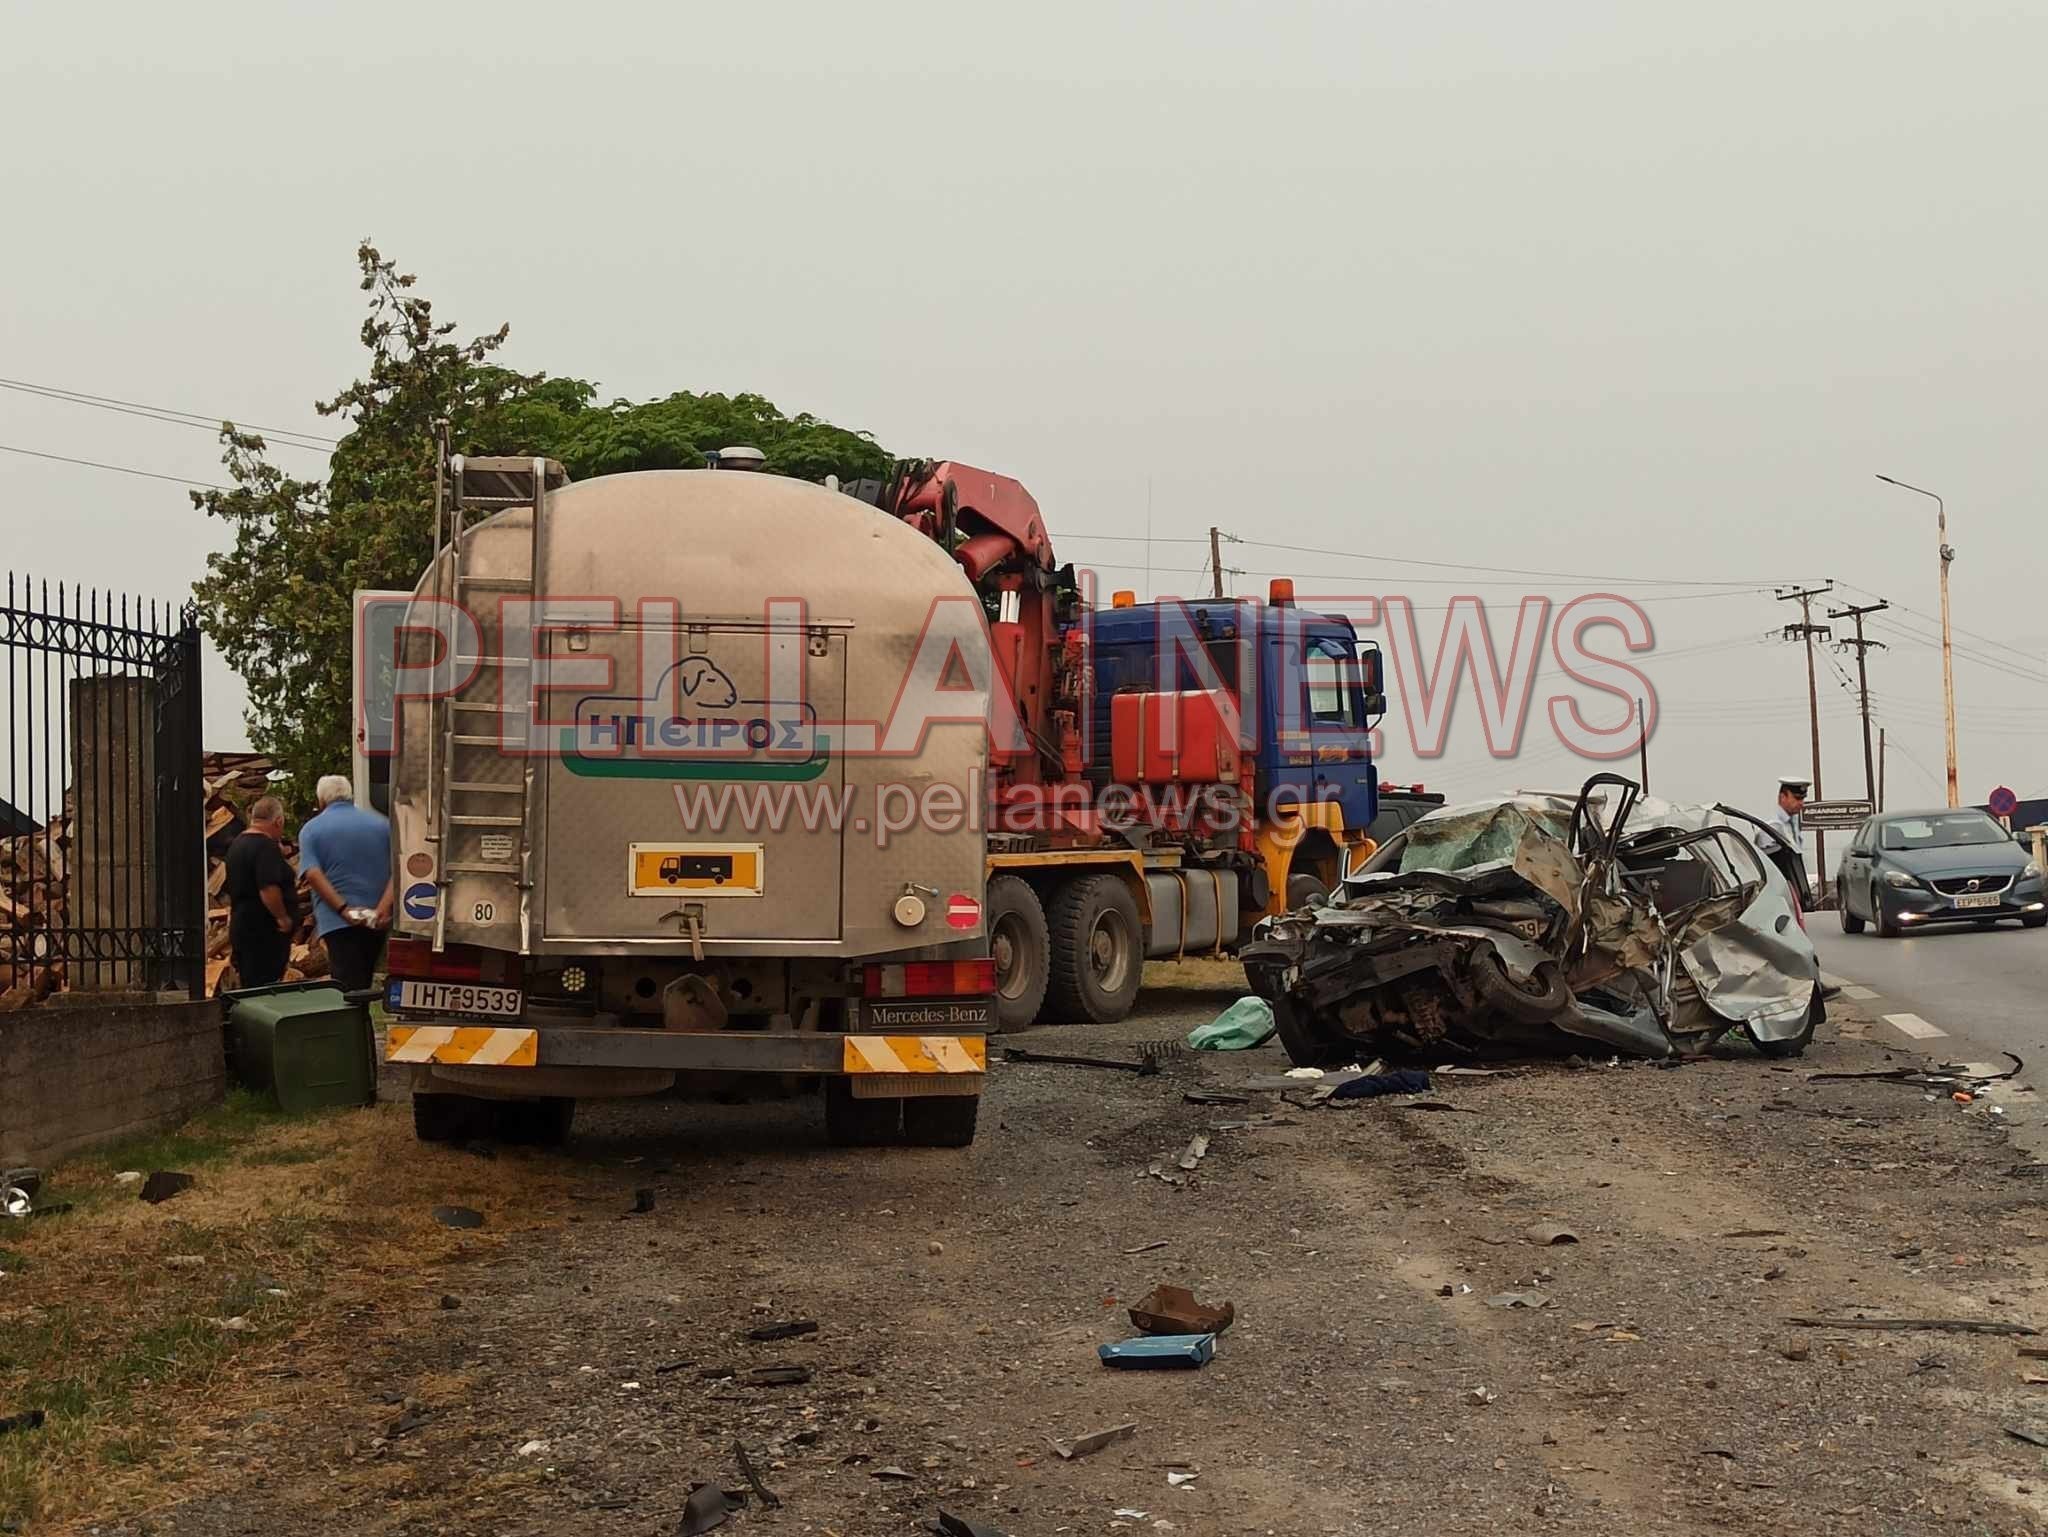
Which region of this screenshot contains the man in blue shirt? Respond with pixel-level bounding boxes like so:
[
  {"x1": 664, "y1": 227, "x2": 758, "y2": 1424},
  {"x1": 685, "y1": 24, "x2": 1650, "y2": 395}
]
[{"x1": 298, "y1": 774, "x2": 394, "y2": 992}]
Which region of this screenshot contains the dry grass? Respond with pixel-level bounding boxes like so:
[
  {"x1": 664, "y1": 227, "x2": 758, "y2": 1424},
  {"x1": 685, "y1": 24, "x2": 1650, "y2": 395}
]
[{"x1": 0, "y1": 1093, "x2": 587, "y2": 1533}]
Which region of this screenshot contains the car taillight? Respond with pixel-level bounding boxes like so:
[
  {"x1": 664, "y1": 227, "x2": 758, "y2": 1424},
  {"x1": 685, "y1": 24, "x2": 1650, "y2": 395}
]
[
  {"x1": 864, "y1": 959, "x2": 996, "y2": 998},
  {"x1": 387, "y1": 938, "x2": 484, "y2": 981}
]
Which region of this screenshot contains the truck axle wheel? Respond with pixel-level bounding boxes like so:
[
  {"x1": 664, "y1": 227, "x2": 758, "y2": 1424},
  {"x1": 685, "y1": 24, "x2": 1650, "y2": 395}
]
[
  {"x1": 825, "y1": 1079, "x2": 903, "y2": 1146},
  {"x1": 903, "y1": 1093, "x2": 980, "y2": 1147},
  {"x1": 987, "y1": 874, "x2": 1049, "y2": 1031},
  {"x1": 1045, "y1": 874, "x2": 1144, "y2": 1024}
]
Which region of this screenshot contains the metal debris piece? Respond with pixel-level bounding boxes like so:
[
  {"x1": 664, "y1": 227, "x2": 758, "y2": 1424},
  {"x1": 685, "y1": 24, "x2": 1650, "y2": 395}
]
[
  {"x1": 629, "y1": 1188, "x2": 656, "y2": 1215},
  {"x1": 2008, "y1": 1426, "x2": 2048, "y2": 1449},
  {"x1": 680, "y1": 1483, "x2": 746, "y2": 1535},
  {"x1": 1, "y1": 1187, "x2": 31, "y2": 1219},
  {"x1": 1167, "y1": 1470, "x2": 1199, "y2": 1487},
  {"x1": 1099, "y1": 1333, "x2": 1216, "y2": 1370},
  {"x1": 746, "y1": 1319, "x2": 819, "y2": 1342},
  {"x1": 871, "y1": 1465, "x2": 916, "y2": 1481},
  {"x1": 1525, "y1": 1223, "x2": 1580, "y2": 1246},
  {"x1": 431, "y1": 1204, "x2": 484, "y2": 1229},
  {"x1": 1003, "y1": 1046, "x2": 1157, "y2": 1075},
  {"x1": 140, "y1": 1171, "x2": 195, "y2": 1205},
  {"x1": 1720, "y1": 1229, "x2": 1788, "y2": 1239},
  {"x1": 1129, "y1": 1284, "x2": 1235, "y2": 1336},
  {"x1": 1785, "y1": 1316, "x2": 2038, "y2": 1337},
  {"x1": 934, "y1": 1512, "x2": 1010, "y2": 1537},
  {"x1": 1047, "y1": 1421, "x2": 1138, "y2": 1460},
  {"x1": 1182, "y1": 1090, "x2": 1250, "y2": 1106},
  {"x1": 734, "y1": 1438, "x2": 783, "y2": 1509},
  {"x1": 1123, "y1": 1240, "x2": 1169, "y2": 1255},
  {"x1": 1486, "y1": 1292, "x2": 1551, "y2": 1310},
  {"x1": 744, "y1": 1365, "x2": 812, "y2": 1387}
]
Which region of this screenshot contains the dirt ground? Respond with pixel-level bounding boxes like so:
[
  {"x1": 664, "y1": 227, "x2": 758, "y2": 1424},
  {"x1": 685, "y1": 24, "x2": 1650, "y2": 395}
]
[{"x1": 39, "y1": 963, "x2": 2048, "y2": 1537}]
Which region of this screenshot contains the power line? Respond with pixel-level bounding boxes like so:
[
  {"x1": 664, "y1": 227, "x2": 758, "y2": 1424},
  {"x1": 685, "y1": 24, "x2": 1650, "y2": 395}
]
[
  {"x1": 0, "y1": 376, "x2": 338, "y2": 451},
  {"x1": 0, "y1": 441, "x2": 227, "y2": 490}
]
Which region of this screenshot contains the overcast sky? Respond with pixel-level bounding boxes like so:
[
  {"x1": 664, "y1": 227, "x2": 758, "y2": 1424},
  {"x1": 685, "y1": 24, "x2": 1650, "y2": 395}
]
[{"x1": 5, "y1": 1, "x2": 2044, "y2": 849}]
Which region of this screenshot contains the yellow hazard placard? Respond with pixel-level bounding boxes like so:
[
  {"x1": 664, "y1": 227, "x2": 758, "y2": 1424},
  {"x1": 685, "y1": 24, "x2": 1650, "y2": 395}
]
[
  {"x1": 627, "y1": 842, "x2": 764, "y2": 897},
  {"x1": 386, "y1": 1025, "x2": 538, "y2": 1067},
  {"x1": 843, "y1": 1035, "x2": 987, "y2": 1074}
]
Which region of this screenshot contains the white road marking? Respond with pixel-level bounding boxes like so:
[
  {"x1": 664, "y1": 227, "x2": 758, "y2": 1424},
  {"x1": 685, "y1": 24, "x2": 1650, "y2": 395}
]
[
  {"x1": 1820, "y1": 970, "x2": 1855, "y2": 990},
  {"x1": 1884, "y1": 1012, "x2": 1948, "y2": 1040},
  {"x1": 1842, "y1": 984, "x2": 1879, "y2": 1001}
]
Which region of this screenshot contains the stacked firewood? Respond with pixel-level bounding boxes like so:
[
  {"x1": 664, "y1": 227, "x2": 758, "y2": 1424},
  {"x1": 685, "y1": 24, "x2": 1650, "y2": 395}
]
[{"x1": 0, "y1": 751, "x2": 329, "y2": 1009}]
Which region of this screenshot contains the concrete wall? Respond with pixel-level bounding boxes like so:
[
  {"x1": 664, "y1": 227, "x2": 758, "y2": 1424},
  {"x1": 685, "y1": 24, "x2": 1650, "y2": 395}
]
[{"x1": 0, "y1": 994, "x2": 224, "y2": 1166}]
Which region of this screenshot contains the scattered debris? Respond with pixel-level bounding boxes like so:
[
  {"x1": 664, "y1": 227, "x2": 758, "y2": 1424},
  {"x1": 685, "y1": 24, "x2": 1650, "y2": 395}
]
[
  {"x1": 0, "y1": 1409, "x2": 44, "y2": 1436},
  {"x1": 1123, "y1": 1240, "x2": 1170, "y2": 1255},
  {"x1": 140, "y1": 1170, "x2": 195, "y2": 1205},
  {"x1": 2008, "y1": 1426, "x2": 2048, "y2": 1450},
  {"x1": 2020, "y1": 1346, "x2": 2048, "y2": 1361},
  {"x1": 1003, "y1": 1046, "x2": 1157, "y2": 1075},
  {"x1": 929, "y1": 1240, "x2": 945, "y2": 1257},
  {"x1": 871, "y1": 1465, "x2": 916, "y2": 1481},
  {"x1": 1699, "y1": 1447, "x2": 1740, "y2": 1462},
  {"x1": 439, "y1": 1294, "x2": 461, "y2": 1310},
  {"x1": 933, "y1": 1512, "x2": 1010, "y2": 1537},
  {"x1": 744, "y1": 1365, "x2": 812, "y2": 1387},
  {"x1": 207, "y1": 1315, "x2": 254, "y2": 1333},
  {"x1": 1099, "y1": 1333, "x2": 1216, "y2": 1370},
  {"x1": 1435, "y1": 1065, "x2": 1511, "y2": 1077},
  {"x1": 112, "y1": 1171, "x2": 143, "y2": 1185},
  {"x1": 1185, "y1": 996, "x2": 1277, "y2": 1051},
  {"x1": 384, "y1": 1406, "x2": 430, "y2": 1438},
  {"x1": 1047, "y1": 1421, "x2": 1138, "y2": 1460},
  {"x1": 1778, "y1": 1342, "x2": 1811, "y2": 1362},
  {"x1": 1166, "y1": 1470, "x2": 1199, "y2": 1488},
  {"x1": 515, "y1": 1439, "x2": 548, "y2": 1457},
  {"x1": 1720, "y1": 1229, "x2": 1789, "y2": 1239},
  {"x1": 629, "y1": 1188, "x2": 656, "y2": 1215},
  {"x1": 1129, "y1": 1284, "x2": 1235, "y2": 1336},
  {"x1": 1486, "y1": 1292, "x2": 1552, "y2": 1310},
  {"x1": 1175, "y1": 1134, "x2": 1210, "y2": 1173},
  {"x1": 431, "y1": 1204, "x2": 485, "y2": 1230},
  {"x1": 1467, "y1": 1386, "x2": 1498, "y2": 1406},
  {"x1": 746, "y1": 1319, "x2": 819, "y2": 1342},
  {"x1": 1283, "y1": 1067, "x2": 1326, "y2": 1080},
  {"x1": 1182, "y1": 1090, "x2": 1250, "y2": 1106},
  {"x1": 679, "y1": 1483, "x2": 746, "y2": 1535},
  {"x1": 164, "y1": 1254, "x2": 206, "y2": 1270},
  {"x1": 1785, "y1": 1316, "x2": 2038, "y2": 1337},
  {"x1": 734, "y1": 1438, "x2": 783, "y2": 1510},
  {"x1": 1525, "y1": 1223, "x2": 1580, "y2": 1246}
]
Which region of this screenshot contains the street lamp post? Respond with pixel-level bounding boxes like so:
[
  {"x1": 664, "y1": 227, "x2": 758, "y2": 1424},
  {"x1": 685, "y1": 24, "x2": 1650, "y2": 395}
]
[{"x1": 1875, "y1": 474, "x2": 1958, "y2": 807}]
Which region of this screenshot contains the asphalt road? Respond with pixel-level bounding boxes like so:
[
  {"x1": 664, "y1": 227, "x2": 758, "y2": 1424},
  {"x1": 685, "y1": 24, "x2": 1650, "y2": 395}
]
[{"x1": 1809, "y1": 914, "x2": 2048, "y2": 1070}]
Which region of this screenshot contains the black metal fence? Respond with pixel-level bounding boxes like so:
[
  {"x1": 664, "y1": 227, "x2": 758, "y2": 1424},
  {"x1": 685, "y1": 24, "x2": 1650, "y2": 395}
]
[{"x1": 2, "y1": 575, "x2": 205, "y2": 999}]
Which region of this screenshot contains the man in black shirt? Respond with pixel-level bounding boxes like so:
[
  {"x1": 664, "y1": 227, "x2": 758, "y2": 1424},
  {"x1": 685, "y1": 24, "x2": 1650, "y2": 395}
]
[{"x1": 225, "y1": 796, "x2": 298, "y2": 987}]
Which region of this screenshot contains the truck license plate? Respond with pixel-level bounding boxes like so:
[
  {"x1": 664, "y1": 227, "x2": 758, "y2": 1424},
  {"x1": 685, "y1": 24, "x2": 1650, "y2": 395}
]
[
  {"x1": 388, "y1": 980, "x2": 523, "y2": 1018},
  {"x1": 1954, "y1": 892, "x2": 2001, "y2": 910}
]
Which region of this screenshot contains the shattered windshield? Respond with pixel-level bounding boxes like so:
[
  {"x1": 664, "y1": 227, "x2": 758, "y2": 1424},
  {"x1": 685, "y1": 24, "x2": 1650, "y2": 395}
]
[{"x1": 1398, "y1": 800, "x2": 1572, "y2": 875}]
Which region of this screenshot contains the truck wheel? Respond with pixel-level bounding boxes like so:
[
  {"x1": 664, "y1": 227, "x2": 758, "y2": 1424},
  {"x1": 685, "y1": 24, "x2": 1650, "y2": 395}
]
[
  {"x1": 1286, "y1": 873, "x2": 1329, "y2": 910},
  {"x1": 903, "y1": 1093, "x2": 980, "y2": 1148},
  {"x1": 412, "y1": 1092, "x2": 486, "y2": 1144},
  {"x1": 497, "y1": 1096, "x2": 576, "y2": 1146},
  {"x1": 825, "y1": 1079, "x2": 903, "y2": 1146},
  {"x1": 1045, "y1": 874, "x2": 1144, "y2": 1024},
  {"x1": 987, "y1": 875, "x2": 1049, "y2": 1031}
]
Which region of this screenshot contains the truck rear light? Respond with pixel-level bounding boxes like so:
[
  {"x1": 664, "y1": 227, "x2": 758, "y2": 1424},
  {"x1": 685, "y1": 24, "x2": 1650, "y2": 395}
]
[
  {"x1": 864, "y1": 959, "x2": 996, "y2": 998},
  {"x1": 387, "y1": 938, "x2": 485, "y2": 982}
]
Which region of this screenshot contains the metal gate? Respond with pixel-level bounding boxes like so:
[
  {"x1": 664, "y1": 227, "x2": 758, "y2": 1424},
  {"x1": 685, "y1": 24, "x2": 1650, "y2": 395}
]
[{"x1": 1, "y1": 575, "x2": 205, "y2": 999}]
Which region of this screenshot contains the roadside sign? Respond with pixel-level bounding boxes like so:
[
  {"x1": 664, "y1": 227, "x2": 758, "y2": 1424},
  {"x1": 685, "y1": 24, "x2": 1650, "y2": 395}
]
[
  {"x1": 1801, "y1": 797, "x2": 1874, "y2": 831},
  {"x1": 1989, "y1": 785, "x2": 2019, "y2": 817}
]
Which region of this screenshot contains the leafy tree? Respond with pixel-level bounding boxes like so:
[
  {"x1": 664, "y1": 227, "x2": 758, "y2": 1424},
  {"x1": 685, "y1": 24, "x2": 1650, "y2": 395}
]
[{"x1": 192, "y1": 243, "x2": 894, "y2": 803}]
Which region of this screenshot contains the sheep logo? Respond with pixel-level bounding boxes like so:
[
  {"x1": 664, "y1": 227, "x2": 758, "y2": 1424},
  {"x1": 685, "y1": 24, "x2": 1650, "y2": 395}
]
[{"x1": 675, "y1": 657, "x2": 739, "y2": 709}]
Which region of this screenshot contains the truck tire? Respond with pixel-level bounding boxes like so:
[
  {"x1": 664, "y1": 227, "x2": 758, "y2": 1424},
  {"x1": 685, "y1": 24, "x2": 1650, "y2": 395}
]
[
  {"x1": 412, "y1": 1091, "x2": 486, "y2": 1144},
  {"x1": 496, "y1": 1096, "x2": 576, "y2": 1146},
  {"x1": 1286, "y1": 873, "x2": 1329, "y2": 910},
  {"x1": 987, "y1": 875, "x2": 1049, "y2": 1031},
  {"x1": 1045, "y1": 874, "x2": 1144, "y2": 1024},
  {"x1": 903, "y1": 1093, "x2": 980, "y2": 1148},
  {"x1": 825, "y1": 1079, "x2": 903, "y2": 1146}
]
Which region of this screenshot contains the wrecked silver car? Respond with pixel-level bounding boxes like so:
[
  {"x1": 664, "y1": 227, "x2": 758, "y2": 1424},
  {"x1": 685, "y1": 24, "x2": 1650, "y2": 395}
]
[{"x1": 1241, "y1": 775, "x2": 1824, "y2": 1066}]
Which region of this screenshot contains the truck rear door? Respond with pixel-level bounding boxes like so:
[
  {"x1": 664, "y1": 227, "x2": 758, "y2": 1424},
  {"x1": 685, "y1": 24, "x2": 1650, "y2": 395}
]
[{"x1": 541, "y1": 619, "x2": 848, "y2": 944}]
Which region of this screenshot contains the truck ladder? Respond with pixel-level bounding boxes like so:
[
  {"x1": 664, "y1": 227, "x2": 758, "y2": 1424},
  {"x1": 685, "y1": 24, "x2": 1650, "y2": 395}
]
[{"x1": 427, "y1": 449, "x2": 567, "y2": 954}]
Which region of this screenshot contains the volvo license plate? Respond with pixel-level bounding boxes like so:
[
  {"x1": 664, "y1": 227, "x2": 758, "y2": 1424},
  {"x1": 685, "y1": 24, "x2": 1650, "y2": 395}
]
[
  {"x1": 1954, "y1": 892, "x2": 2001, "y2": 910},
  {"x1": 388, "y1": 979, "x2": 523, "y2": 1019}
]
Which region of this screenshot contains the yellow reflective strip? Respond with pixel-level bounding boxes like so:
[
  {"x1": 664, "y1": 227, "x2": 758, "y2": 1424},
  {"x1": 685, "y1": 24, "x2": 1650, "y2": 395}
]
[
  {"x1": 466, "y1": 1028, "x2": 538, "y2": 1066},
  {"x1": 386, "y1": 1025, "x2": 454, "y2": 1063},
  {"x1": 923, "y1": 1036, "x2": 983, "y2": 1073},
  {"x1": 843, "y1": 1036, "x2": 910, "y2": 1073}
]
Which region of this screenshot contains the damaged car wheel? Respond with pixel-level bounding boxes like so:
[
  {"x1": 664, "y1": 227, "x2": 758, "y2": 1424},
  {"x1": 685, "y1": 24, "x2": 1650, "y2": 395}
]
[
  {"x1": 1271, "y1": 993, "x2": 1346, "y2": 1069},
  {"x1": 1749, "y1": 984, "x2": 1823, "y2": 1059},
  {"x1": 1466, "y1": 952, "x2": 1572, "y2": 1023}
]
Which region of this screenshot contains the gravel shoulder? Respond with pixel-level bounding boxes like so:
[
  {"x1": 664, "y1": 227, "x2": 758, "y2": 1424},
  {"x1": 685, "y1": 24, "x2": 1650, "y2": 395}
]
[{"x1": 115, "y1": 965, "x2": 2048, "y2": 1536}]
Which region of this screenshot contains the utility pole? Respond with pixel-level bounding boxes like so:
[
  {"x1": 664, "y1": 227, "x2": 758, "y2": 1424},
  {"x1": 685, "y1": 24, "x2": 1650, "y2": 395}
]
[
  {"x1": 1636, "y1": 697, "x2": 1649, "y2": 792},
  {"x1": 1777, "y1": 582, "x2": 1833, "y2": 897},
  {"x1": 1878, "y1": 726, "x2": 1887, "y2": 811},
  {"x1": 1876, "y1": 476, "x2": 1958, "y2": 806},
  {"x1": 1208, "y1": 527, "x2": 1225, "y2": 600},
  {"x1": 1827, "y1": 599, "x2": 1888, "y2": 806}
]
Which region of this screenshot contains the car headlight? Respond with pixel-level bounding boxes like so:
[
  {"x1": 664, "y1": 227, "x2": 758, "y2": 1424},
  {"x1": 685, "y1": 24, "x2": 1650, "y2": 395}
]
[
  {"x1": 1882, "y1": 869, "x2": 1919, "y2": 889},
  {"x1": 2025, "y1": 861, "x2": 2041, "y2": 880}
]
